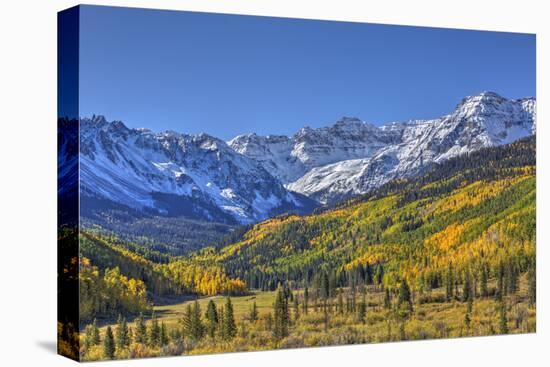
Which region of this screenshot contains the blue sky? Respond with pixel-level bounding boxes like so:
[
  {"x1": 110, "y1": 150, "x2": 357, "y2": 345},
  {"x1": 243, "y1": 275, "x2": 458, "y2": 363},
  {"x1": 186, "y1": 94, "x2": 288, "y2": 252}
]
[{"x1": 79, "y1": 5, "x2": 536, "y2": 140}]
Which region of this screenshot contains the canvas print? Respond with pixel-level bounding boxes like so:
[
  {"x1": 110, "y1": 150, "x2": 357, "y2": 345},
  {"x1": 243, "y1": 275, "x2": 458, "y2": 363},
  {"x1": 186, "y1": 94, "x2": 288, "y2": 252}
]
[{"x1": 57, "y1": 5, "x2": 536, "y2": 362}]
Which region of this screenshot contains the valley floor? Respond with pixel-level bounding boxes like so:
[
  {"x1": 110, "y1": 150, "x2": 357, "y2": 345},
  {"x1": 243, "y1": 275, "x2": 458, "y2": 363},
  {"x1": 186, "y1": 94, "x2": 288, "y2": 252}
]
[{"x1": 81, "y1": 276, "x2": 535, "y2": 361}]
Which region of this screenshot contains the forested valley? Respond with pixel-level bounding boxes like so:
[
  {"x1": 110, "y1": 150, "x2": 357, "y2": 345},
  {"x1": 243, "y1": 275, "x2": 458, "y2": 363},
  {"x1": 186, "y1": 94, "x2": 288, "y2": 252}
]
[{"x1": 64, "y1": 136, "x2": 536, "y2": 361}]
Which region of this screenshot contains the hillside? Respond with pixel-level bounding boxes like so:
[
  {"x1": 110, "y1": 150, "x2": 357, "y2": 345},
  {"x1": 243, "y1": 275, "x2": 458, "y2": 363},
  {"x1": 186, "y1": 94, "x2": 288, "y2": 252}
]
[
  {"x1": 77, "y1": 136, "x2": 536, "y2": 361},
  {"x1": 195, "y1": 136, "x2": 536, "y2": 292}
]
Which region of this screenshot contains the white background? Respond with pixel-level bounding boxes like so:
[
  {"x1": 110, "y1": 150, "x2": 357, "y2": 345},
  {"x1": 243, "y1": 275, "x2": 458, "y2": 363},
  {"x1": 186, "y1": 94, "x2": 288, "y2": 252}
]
[{"x1": 0, "y1": 0, "x2": 547, "y2": 366}]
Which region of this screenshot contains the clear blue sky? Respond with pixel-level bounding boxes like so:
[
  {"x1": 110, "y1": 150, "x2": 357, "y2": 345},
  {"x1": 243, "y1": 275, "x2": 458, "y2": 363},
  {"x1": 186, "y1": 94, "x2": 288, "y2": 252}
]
[{"x1": 78, "y1": 5, "x2": 536, "y2": 140}]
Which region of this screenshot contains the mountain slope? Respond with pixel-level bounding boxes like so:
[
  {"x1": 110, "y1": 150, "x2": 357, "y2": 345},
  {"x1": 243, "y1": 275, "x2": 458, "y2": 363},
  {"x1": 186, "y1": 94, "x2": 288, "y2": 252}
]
[
  {"x1": 194, "y1": 136, "x2": 536, "y2": 291},
  {"x1": 231, "y1": 92, "x2": 535, "y2": 204},
  {"x1": 79, "y1": 116, "x2": 315, "y2": 225}
]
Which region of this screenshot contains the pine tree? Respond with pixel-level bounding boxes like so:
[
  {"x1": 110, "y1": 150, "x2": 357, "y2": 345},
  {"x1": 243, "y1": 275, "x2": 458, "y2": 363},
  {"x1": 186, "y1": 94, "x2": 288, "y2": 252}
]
[
  {"x1": 320, "y1": 272, "x2": 330, "y2": 300},
  {"x1": 445, "y1": 263, "x2": 454, "y2": 302},
  {"x1": 528, "y1": 260, "x2": 536, "y2": 308},
  {"x1": 205, "y1": 300, "x2": 219, "y2": 338},
  {"x1": 463, "y1": 297, "x2": 473, "y2": 333},
  {"x1": 84, "y1": 324, "x2": 95, "y2": 350},
  {"x1": 365, "y1": 262, "x2": 373, "y2": 285},
  {"x1": 115, "y1": 314, "x2": 129, "y2": 349},
  {"x1": 375, "y1": 264, "x2": 384, "y2": 286},
  {"x1": 323, "y1": 300, "x2": 329, "y2": 332},
  {"x1": 506, "y1": 260, "x2": 519, "y2": 295},
  {"x1": 103, "y1": 326, "x2": 116, "y2": 360},
  {"x1": 397, "y1": 279, "x2": 413, "y2": 312},
  {"x1": 273, "y1": 287, "x2": 289, "y2": 339},
  {"x1": 337, "y1": 290, "x2": 344, "y2": 315},
  {"x1": 181, "y1": 304, "x2": 193, "y2": 339},
  {"x1": 160, "y1": 322, "x2": 169, "y2": 346},
  {"x1": 499, "y1": 300, "x2": 509, "y2": 334},
  {"x1": 303, "y1": 287, "x2": 309, "y2": 315},
  {"x1": 91, "y1": 318, "x2": 100, "y2": 346},
  {"x1": 384, "y1": 288, "x2": 391, "y2": 309},
  {"x1": 356, "y1": 294, "x2": 367, "y2": 324},
  {"x1": 148, "y1": 312, "x2": 161, "y2": 347},
  {"x1": 222, "y1": 297, "x2": 237, "y2": 340},
  {"x1": 293, "y1": 296, "x2": 300, "y2": 322},
  {"x1": 462, "y1": 270, "x2": 472, "y2": 302},
  {"x1": 497, "y1": 261, "x2": 505, "y2": 301},
  {"x1": 480, "y1": 264, "x2": 489, "y2": 298},
  {"x1": 135, "y1": 313, "x2": 147, "y2": 344},
  {"x1": 191, "y1": 300, "x2": 204, "y2": 341},
  {"x1": 249, "y1": 301, "x2": 258, "y2": 322}
]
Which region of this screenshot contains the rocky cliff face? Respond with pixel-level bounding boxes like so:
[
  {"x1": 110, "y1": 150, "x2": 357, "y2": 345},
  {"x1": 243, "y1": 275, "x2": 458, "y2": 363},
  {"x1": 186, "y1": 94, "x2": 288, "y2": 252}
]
[{"x1": 232, "y1": 92, "x2": 536, "y2": 203}]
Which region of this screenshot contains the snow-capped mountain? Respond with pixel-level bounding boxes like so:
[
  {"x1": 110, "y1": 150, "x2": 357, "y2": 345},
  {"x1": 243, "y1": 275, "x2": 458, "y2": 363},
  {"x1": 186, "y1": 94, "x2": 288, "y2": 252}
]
[
  {"x1": 78, "y1": 116, "x2": 315, "y2": 224},
  {"x1": 229, "y1": 117, "x2": 399, "y2": 183},
  {"x1": 71, "y1": 91, "x2": 535, "y2": 226},
  {"x1": 231, "y1": 92, "x2": 536, "y2": 204}
]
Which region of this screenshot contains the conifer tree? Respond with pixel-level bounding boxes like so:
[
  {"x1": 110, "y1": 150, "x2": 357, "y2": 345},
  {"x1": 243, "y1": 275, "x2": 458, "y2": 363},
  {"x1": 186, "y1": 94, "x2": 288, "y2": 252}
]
[
  {"x1": 160, "y1": 322, "x2": 169, "y2": 346},
  {"x1": 323, "y1": 300, "x2": 329, "y2": 332},
  {"x1": 191, "y1": 300, "x2": 204, "y2": 341},
  {"x1": 462, "y1": 270, "x2": 473, "y2": 302},
  {"x1": 528, "y1": 260, "x2": 536, "y2": 308},
  {"x1": 337, "y1": 290, "x2": 344, "y2": 315},
  {"x1": 384, "y1": 288, "x2": 391, "y2": 309},
  {"x1": 149, "y1": 312, "x2": 161, "y2": 347},
  {"x1": 365, "y1": 262, "x2": 373, "y2": 285},
  {"x1": 91, "y1": 318, "x2": 100, "y2": 346},
  {"x1": 273, "y1": 287, "x2": 289, "y2": 339},
  {"x1": 293, "y1": 296, "x2": 300, "y2": 322},
  {"x1": 83, "y1": 324, "x2": 94, "y2": 350},
  {"x1": 375, "y1": 264, "x2": 384, "y2": 286},
  {"x1": 499, "y1": 300, "x2": 509, "y2": 334},
  {"x1": 463, "y1": 297, "x2": 473, "y2": 333},
  {"x1": 249, "y1": 301, "x2": 258, "y2": 322},
  {"x1": 135, "y1": 313, "x2": 147, "y2": 344},
  {"x1": 356, "y1": 294, "x2": 367, "y2": 324},
  {"x1": 320, "y1": 272, "x2": 330, "y2": 300},
  {"x1": 127, "y1": 326, "x2": 133, "y2": 346},
  {"x1": 181, "y1": 304, "x2": 193, "y2": 339},
  {"x1": 397, "y1": 279, "x2": 413, "y2": 312},
  {"x1": 506, "y1": 260, "x2": 519, "y2": 295},
  {"x1": 103, "y1": 326, "x2": 116, "y2": 360},
  {"x1": 445, "y1": 263, "x2": 454, "y2": 302},
  {"x1": 222, "y1": 297, "x2": 237, "y2": 340},
  {"x1": 303, "y1": 287, "x2": 309, "y2": 315},
  {"x1": 497, "y1": 261, "x2": 505, "y2": 301},
  {"x1": 480, "y1": 264, "x2": 489, "y2": 298},
  {"x1": 205, "y1": 299, "x2": 219, "y2": 338},
  {"x1": 115, "y1": 314, "x2": 129, "y2": 349}
]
